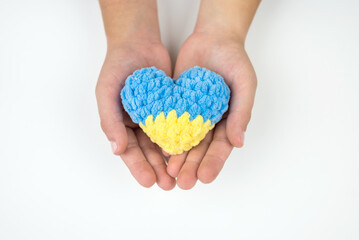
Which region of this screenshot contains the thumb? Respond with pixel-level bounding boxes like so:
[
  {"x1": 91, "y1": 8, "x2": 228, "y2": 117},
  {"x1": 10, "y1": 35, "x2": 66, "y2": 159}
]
[
  {"x1": 96, "y1": 80, "x2": 128, "y2": 155},
  {"x1": 226, "y1": 72, "x2": 257, "y2": 148}
]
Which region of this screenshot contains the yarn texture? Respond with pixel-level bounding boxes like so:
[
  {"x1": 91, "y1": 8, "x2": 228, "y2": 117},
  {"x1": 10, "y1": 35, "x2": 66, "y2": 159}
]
[{"x1": 121, "y1": 66, "x2": 230, "y2": 154}]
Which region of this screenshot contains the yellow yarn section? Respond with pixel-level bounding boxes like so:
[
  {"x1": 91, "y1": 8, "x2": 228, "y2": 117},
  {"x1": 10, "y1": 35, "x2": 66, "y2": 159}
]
[{"x1": 139, "y1": 110, "x2": 214, "y2": 155}]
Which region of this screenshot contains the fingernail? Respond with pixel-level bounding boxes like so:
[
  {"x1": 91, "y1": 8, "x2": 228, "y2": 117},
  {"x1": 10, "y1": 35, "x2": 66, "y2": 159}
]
[{"x1": 110, "y1": 141, "x2": 117, "y2": 153}]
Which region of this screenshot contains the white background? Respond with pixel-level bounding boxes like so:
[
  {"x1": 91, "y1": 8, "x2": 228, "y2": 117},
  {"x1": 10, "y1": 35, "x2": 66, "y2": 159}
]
[{"x1": 1, "y1": 0, "x2": 358, "y2": 239}]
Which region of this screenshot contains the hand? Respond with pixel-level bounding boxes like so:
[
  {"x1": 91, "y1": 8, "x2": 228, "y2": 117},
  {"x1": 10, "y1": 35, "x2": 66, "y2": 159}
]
[
  {"x1": 96, "y1": 0, "x2": 175, "y2": 190},
  {"x1": 167, "y1": 28, "x2": 258, "y2": 189}
]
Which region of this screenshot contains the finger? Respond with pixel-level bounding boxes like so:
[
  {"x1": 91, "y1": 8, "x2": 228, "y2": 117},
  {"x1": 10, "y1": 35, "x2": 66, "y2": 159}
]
[
  {"x1": 96, "y1": 75, "x2": 128, "y2": 155},
  {"x1": 120, "y1": 128, "x2": 156, "y2": 188},
  {"x1": 226, "y1": 69, "x2": 257, "y2": 147},
  {"x1": 167, "y1": 152, "x2": 188, "y2": 178},
  {"x1": 172, "y1": 40, "x2": 201, "y2": 79},
  {"x1": 162, "y1": 150, "x2": 171, "y2": 158},
  {"x1": 154, "y1": 145, "x2": 170, "y2": 163},
  {"x1": 137, "y1": 129, "x2": 176, "y2": 191},
  {"x1": 177, "y1": 131, "x2": 213, "y2": 190},
  {"x1": 198, "y1": 121, "x2": 233, "y2": 184}
]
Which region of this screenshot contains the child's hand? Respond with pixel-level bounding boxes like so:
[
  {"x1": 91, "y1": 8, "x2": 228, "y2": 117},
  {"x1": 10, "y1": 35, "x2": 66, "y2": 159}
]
[
  {"x1": 167, "y1": 0, "x2": 260, "y2": 189},
  {"x1": 96, "y1": 0, "x2": 175, "y2": 190},
  {"x1": 97, "y1": 0, "x2": 260, "y2": 190}
]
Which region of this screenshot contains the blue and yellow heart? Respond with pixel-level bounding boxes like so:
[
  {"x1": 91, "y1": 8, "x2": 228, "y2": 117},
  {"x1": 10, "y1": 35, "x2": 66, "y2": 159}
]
[{"x1": 121, "y1": 66, "x2": 230, "y2": 155}]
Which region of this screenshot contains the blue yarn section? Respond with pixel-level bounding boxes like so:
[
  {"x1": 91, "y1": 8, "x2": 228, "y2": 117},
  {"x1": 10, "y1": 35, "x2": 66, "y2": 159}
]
[{"x1": 121, "y1": 66, "x2": 230, "y2": 125}]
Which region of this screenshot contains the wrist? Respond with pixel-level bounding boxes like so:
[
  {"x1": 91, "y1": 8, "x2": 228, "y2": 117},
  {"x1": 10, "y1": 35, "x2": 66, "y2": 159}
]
[
  {"x1": 106, "y1": 31, "x2": 162, "y2": 52},
  {"x1": 193, "y1": 22, "x2": 246, "y2": 46},
  {"x1": 194, "y1": 0, "x2": 261, "y2": 44},
  {"x1": 100, "y1": 0, "x2": 162, "y2": 48}
]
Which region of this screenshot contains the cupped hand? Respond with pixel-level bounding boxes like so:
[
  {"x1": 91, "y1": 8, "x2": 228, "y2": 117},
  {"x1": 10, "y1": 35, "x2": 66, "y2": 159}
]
[
  {"x1": 167, "y1": 31, "x2": 257, "y2": 189},
  {"x1": 96, "y1": 40, "x2": 176, "y2": 190}
]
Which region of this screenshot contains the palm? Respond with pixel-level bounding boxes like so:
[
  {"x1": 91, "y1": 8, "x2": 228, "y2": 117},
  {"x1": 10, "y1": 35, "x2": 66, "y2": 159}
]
[
  {"x1": 96, "y1": 42, "x2": 176, "y2": 190},
  {"x1": 167, "y1": 33, "x2": 257, "y2": 189}
]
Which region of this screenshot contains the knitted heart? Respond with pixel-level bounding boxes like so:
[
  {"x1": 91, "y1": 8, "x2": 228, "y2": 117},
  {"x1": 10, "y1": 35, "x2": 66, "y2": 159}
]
[{"x1": 121, "y1": 66, "x2": 230, "y2": 155}]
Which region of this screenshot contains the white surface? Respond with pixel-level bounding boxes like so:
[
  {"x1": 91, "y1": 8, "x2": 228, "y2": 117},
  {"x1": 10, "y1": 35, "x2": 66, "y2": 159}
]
[{"x1": 0, "y1": 0, "x2": 359, "y2": 239}]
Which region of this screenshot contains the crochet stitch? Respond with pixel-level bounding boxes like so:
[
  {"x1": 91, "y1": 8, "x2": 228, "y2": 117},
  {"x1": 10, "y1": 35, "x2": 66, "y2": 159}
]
[{"x1": 121, "y1": 66, "x2": 230, "y2": 154}]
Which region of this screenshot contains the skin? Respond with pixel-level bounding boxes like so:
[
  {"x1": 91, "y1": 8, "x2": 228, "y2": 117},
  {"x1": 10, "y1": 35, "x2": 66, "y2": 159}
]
[
  {"x1": 96, "y1": 0, "x2": 260, "y2": 190},
  {"x1": 96, "y1": 0, "x2": 175, "y2": 190}
]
